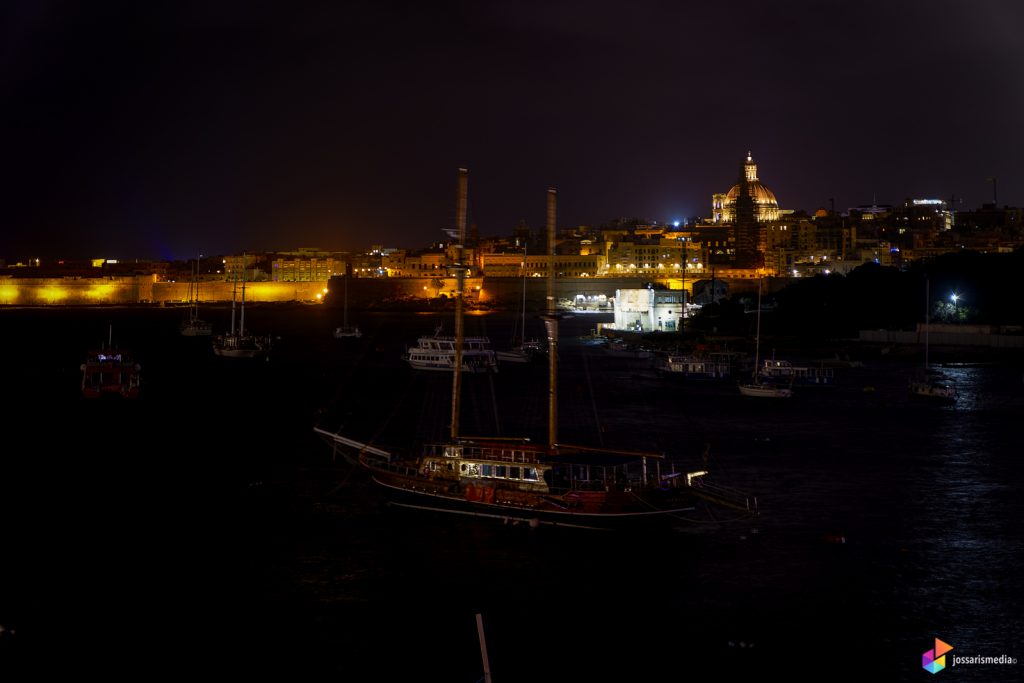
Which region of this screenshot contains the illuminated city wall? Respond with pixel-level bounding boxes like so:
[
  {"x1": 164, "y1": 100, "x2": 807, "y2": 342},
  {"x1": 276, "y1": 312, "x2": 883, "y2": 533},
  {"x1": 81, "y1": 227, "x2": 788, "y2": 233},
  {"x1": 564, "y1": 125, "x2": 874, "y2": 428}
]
[
  {"x1": 2, "y1": 274, "x2": 771, "y2": 307},
  {"x1": 0, "y1": 277, "x2": 330, "y2": 305},
  {"x1": 152, "y1": 281, "x2": 329, "y2": 303},
  {"x1": 0, "y1": 276, "x2": 153, "y2": 305}
]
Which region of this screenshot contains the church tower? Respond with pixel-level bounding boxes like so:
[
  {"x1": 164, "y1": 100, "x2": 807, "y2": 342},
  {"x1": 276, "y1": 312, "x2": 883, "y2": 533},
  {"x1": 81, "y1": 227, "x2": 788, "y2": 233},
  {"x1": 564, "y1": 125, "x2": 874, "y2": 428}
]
[{"x1": 733, "y1": 155, "x2": 762, "y2": 269}]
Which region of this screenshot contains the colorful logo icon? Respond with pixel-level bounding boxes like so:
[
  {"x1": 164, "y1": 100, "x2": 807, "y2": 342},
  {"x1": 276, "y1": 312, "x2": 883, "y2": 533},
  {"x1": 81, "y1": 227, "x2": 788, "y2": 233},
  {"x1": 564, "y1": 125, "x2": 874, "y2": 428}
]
[{"x1": 922, "y1": 638, "x2": 954, "y2": 674}]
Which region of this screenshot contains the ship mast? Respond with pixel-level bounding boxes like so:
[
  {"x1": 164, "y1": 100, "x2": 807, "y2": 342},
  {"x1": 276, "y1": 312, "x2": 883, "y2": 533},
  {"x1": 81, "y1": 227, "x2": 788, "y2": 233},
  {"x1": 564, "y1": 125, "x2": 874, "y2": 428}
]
[
  {"x1": 450, "y1": 168, "x2": 469, "y2": 440},
  {"x1": 229, "y1": 257, "x2": 237, "y2": 336},
  {"x1": 240, "y1": 253, "x2": 247, "y2": 337},
  {"x1": 543, "y1": 187, "x2": 558, "y2": 447}
]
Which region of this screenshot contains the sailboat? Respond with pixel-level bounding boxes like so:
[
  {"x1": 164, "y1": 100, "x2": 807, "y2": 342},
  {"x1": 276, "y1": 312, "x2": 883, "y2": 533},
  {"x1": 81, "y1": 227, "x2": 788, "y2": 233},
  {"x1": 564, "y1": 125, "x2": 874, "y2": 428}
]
[
  {"x1": 909, "y1": 278, "x2": 957, "y2": 403},
  {"x1": 738, "y1": 279, "x2": 793, "y2": 398},
  {"x1": 212, "y1": 256, "x2": 271, "y2": 358},
  {"x1": 333, "y1": 271, "x2": 362, "y2": 338},
  {"x1": 179, "y1": 254, "x2": 212, "y2": 337},
  {"x1": 496, "y1": 245, "x2": 544, "y2": 363},
  {"x1": 316, "y1": 170, "x2": 757, "y2": 530}
]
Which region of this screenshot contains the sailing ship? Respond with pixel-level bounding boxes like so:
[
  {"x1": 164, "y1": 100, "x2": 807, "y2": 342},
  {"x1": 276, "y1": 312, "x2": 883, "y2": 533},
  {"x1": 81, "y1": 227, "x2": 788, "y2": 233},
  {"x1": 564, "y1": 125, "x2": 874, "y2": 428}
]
[
  {"x1": 738, "y1": 279, "x2": 793, "y2": 398},
  {"x1": 81, "y1": 325, "x2": 141, "y2": 399},
  {"x1": 212, "y1": 257, "x2": 271, "y2": 358},
  {"x1": 909, "y1": 278, "x2": 957, "y2": 403},
  {"x1": 332, "y1": 271, "x2": 362, "y2": 339},
  {"x1": 318, "y1": 170, "x2": 757, "y2": 530},
  {"x1": 179, "y1": 254, "x2": 212, "y2": 336}
]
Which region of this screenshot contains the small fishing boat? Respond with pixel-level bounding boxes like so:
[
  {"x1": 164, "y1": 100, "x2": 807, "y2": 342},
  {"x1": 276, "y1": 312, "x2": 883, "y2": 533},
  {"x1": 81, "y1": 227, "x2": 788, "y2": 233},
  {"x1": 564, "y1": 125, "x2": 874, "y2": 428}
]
[{"x1": 81, "y1": 325, "x2": 141, "y2": 399}]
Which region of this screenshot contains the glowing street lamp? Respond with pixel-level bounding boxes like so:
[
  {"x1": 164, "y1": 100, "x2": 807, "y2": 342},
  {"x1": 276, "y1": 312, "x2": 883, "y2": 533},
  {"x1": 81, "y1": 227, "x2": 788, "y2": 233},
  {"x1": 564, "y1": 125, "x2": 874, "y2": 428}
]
[{"x1": 950, "y1": 292, "x2": 960, "y2": 320}]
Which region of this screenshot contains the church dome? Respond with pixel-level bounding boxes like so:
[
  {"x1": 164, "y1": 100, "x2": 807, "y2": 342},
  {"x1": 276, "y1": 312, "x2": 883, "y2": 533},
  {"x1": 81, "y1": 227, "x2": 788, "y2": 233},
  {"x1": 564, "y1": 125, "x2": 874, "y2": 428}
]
[
  {"x1": 725, "y1": 180, "x2": 778, "y2": 208},
  {"x1": 713, "y1": 152, "x2": 781, "y2": 223}
]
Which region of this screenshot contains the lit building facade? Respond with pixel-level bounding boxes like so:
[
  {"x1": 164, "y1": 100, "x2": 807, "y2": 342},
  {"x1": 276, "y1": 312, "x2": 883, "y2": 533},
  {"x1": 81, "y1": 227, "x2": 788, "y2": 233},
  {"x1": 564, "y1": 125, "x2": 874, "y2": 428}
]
[{"x1": 611, "y1": 288, "x2": 686, "y2": 332}]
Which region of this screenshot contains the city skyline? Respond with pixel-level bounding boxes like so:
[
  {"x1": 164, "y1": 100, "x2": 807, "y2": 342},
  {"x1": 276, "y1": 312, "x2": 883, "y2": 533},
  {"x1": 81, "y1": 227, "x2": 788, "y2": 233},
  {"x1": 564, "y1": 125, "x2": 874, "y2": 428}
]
[{"x1": 3, "y1": 1, "x2": 1022, "y2": 262}]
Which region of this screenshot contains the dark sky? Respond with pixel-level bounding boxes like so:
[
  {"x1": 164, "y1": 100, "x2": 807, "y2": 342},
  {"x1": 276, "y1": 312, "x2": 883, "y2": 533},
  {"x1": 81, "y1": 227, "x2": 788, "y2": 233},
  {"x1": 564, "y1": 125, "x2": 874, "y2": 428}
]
[{"x1": 3, "y1": 0, "x2": 1023, "y2": 261}]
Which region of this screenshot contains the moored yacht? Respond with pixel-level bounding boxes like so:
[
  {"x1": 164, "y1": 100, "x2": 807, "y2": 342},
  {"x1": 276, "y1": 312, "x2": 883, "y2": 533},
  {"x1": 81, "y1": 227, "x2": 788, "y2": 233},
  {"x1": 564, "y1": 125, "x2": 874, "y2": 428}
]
[{"x1": 404, "y1": 328, "x2": 498, "y2": 373}]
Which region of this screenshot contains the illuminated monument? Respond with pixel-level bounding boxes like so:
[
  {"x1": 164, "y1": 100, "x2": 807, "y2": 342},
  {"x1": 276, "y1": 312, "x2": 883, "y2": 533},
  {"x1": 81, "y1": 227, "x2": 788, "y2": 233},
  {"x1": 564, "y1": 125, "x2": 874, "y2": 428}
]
[{"x1": 712, "y1": 152, "x2": 781, "y2": 223}]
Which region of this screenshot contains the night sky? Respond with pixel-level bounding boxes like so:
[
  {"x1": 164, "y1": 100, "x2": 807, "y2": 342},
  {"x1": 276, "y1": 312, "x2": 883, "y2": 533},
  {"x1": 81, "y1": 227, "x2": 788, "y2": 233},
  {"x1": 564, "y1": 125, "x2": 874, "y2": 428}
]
[{"x1": 3, "y1": 0, "x2": 1022, "y2": 261}]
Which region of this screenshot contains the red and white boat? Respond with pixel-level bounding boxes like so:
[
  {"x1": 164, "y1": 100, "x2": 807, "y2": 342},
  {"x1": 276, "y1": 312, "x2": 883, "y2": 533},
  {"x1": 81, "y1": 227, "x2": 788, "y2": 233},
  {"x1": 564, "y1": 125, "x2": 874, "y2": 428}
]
[{"x1": 80, "y1": 326, "x2": 141, "y2": 399}]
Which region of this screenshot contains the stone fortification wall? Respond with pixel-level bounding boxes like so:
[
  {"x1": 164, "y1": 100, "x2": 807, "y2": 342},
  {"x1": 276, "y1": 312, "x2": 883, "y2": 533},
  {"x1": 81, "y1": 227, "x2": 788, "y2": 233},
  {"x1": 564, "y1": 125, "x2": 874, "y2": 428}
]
[
  {"x1": 0, "y1": 276, "x2": 328, "y2": 305},
  {"x1": 2, "y1": 274, "x2": 768, "y2": 307}
]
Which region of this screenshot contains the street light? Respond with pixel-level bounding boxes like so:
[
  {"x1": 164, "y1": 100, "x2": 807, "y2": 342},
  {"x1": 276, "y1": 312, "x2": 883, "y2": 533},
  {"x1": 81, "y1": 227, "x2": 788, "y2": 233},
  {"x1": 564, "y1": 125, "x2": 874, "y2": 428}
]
[{"x1": 950, "y1": 292, "x2": 960, "y2": 320}]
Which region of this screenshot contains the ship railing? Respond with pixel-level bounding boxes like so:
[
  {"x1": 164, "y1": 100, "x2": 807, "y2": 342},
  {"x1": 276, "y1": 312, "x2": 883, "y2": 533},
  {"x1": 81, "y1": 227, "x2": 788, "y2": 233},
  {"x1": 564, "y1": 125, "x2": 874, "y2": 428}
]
[
  {"x1": 424, "y1": 443, "x2": 542, "y2": 464},
  {"x1": 361, "y1": 453, "x2": 419, "y2": 478}
]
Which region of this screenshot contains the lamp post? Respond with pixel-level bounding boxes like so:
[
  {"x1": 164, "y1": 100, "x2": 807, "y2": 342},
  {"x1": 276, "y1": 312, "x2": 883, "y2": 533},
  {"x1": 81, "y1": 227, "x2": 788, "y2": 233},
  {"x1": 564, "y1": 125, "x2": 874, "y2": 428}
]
[{"x1": 950, "y1": 292, "x2": 960, "y2": 322}]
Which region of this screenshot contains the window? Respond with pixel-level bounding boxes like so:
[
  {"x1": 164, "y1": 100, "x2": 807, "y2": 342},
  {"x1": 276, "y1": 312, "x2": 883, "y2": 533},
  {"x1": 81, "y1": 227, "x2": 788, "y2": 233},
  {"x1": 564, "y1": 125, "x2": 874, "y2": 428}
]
[
  {"x1": 523, "y1": 467, "x2": 539, "y2": 481},
  {"x1": 509, "y1": 466, "x2": 521, "y2": 480},
  {"x1": 481, "y1": 464, "x2": 493, "y2": 477},
  {"x1": 495, "y1": 465, "x2": 507, "y2": 478}
]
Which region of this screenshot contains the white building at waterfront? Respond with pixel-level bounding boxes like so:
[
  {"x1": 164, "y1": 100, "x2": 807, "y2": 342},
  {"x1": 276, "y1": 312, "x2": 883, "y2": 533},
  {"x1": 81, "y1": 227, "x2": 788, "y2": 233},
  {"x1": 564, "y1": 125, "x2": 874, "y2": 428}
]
[{"x1": 610, "y1": 288, "x2": 686, "y2": 332}]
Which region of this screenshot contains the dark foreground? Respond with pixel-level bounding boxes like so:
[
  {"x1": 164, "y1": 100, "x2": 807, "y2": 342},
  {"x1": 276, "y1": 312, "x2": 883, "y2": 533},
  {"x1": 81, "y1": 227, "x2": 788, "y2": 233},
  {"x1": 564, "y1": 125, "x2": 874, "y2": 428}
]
[{"x1": 1, "y1": 304, "x2": 1022, "y2": 681}]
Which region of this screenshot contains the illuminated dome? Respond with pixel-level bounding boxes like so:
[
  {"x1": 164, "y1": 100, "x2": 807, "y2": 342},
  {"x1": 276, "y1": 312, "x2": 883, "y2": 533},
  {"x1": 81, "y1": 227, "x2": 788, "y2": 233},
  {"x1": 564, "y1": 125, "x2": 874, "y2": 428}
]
[{"x1": 712, "y1": 152, "x2": 781, "y2": 222}]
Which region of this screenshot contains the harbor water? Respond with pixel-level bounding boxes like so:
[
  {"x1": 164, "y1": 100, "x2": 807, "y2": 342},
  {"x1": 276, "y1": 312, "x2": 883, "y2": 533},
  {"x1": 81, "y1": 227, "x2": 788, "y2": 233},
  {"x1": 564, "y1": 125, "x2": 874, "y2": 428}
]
[{"x1": 1, "y1": 304, "x2": 1021, "y2": 681}]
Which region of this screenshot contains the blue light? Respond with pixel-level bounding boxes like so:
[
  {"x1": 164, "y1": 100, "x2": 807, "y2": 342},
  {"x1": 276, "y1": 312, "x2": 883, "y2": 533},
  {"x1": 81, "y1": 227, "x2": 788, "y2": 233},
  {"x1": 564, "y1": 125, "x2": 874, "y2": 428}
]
[{"x1": 673, "y1": 220, "x2": 680, "y2": 227}]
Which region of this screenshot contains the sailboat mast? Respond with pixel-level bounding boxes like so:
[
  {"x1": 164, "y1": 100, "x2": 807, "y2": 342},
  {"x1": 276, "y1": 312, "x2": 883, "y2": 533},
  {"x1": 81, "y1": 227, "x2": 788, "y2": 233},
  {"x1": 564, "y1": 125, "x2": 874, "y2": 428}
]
[
  {"x1": 240, "y1": 255, "x2": 247, "y2": 337},
  {"x1": 194, "y1": 253, "x2": 201, "y2": 320},
  {"x1": 925, "y1": 277, "x2": 930, "y2": 370},
  {"x1": 753, "y1": 279, "x2": 762, "y2": 379},
  {"x1": 343, "y1": 269, "x2": 349, "y2": 327},
  {"x1": 544, "y1": 187, "x2": 558, "y2": 447},
  {"x1": 230, "y1": 259, "x2": 237, "y2": 336},
  {"x1": 520, "y1": 245, "x2": 527, "y2": 346},
  {"x1": 450, "y1": 168, "x2": 468, "y2": 441}
]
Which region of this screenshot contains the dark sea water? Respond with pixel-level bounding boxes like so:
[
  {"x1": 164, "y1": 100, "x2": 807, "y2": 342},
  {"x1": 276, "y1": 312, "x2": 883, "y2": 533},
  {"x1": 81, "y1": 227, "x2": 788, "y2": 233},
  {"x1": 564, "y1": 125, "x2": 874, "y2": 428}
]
[{"x1": 1, "y1": 304, "x2": 1022, "y2": 681}]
